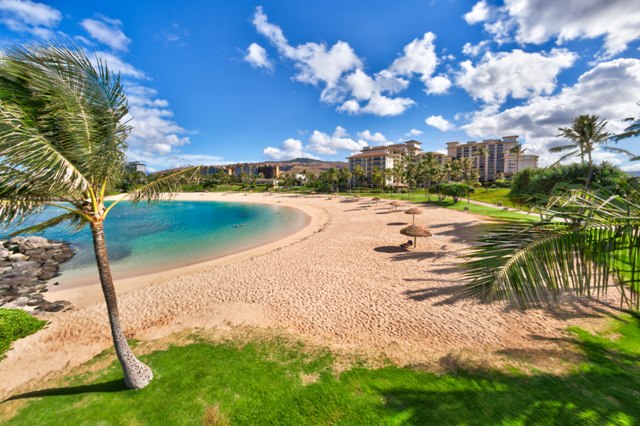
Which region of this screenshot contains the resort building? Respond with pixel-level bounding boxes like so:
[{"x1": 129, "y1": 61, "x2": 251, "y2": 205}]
[
  {"x1": 202, "y1": 163, "x2": 280, "y2": 179},
  {"x1": 347, "y1": 140, "x2": 423, "y2": 186},
  {"x1": 446, "y1": 135, "x2": 537, "y2": 182},
  {"x1": 125, "y1": 161, "x2": 146, "y2": 174}
]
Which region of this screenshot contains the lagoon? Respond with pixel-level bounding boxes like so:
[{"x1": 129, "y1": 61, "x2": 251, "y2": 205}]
[{"x1": 2, "y1": 200, "x2": 308, "y2": 285}]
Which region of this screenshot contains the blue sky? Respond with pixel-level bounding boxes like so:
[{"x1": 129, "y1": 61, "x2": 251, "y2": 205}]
[{"x1": 0, "y1": 0, "x2": 639, "y2": 171}]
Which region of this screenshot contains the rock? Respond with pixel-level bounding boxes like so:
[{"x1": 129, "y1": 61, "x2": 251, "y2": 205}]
[
  {"x1": 0, "y1": 249, "x2": 10, "y2": 258},
  {"x1": 8, "y1": 253, "x2": 28, "y2": 262},
  {"x1": 0, "y1": 266, "x2": 11, "y2": 275},
  {"x1": 14, "y1": 296, "x2": 29, "y2": 306},
  {"x1": 12, "y1": 260, "x2": 41, "y2": 270},
  {"x1": 38, "y1": 271, "x2": 57, "y2": 281},
  {"x1": 22, "y1": 236, "x2": 50, "y2": 250},
  {"x1": 44, "y1": 300, "x2": 71, "y2": 312},
  {"x1": 9, "y1": 236, "x2": 25, "y2": 245},
  {"x1": 7, "y1": 286, "x2": 33, "y2": 296}
]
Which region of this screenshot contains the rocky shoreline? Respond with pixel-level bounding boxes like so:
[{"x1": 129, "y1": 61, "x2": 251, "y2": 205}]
[{"x1": 0, "y1": 236, "x2": 74, "y2": 313}]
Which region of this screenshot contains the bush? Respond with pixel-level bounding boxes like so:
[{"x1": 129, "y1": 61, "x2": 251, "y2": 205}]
[
  {"x1": 510, "y1": 163, "x2": 626, "y2": 205},
  {"x1": 0, "y1": 308, "x2": 47, "y2": 358},
  {"x1": 432, "y1": 183, "x2": 475, "y2": 203}
]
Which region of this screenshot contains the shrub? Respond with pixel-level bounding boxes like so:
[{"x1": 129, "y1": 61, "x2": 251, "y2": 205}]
[{"x1": 0, "y1": 308, "x2": 47, "y2": 358}]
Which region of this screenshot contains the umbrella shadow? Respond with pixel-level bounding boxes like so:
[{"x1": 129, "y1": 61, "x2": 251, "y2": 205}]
[
  {"x1": 4, "y1": 379, "x2": 127, "y2": 402},
  {"x1": 374, "y1": 245, "x2": 407, "y2": 254},
  {"x1": 387, "y1": 222, "x2": 408, "y2": 226},
  {"x1": 428, "y1": 222, "x2": 488, "y2": 244}
]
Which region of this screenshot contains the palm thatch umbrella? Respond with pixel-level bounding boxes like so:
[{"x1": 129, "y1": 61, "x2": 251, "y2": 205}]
[
  {"x1": 400, "y1": 224, "x2": 432, "y2": 248},
  {"x1": 372, "y1": 197, "x2": 381, "y2": 205},
  {"x1": 390, "y1": 200, "x2": 403, "y2": 211},
  {"x1": 404, "y1": 207, "x2": 423, "y2": 224}
]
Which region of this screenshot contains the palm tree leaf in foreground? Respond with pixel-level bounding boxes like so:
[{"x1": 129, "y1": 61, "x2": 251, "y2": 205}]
[{"x1": 460, "y1": 190, "x2": 640, "y2": 311}]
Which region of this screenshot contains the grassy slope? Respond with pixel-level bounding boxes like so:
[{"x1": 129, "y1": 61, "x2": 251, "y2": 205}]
[
  {"x1": 4, "y1": 315, "x2": 640, "y2": 425},
  {"x1": 0, "y1": 309, "x2": 46, "y2": 359}
]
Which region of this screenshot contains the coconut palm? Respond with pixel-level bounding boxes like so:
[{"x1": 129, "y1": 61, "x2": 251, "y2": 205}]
[
  {"x1": 553, "y1": 115, "x2": 635, "y2": 189},
  {"x1": 473, "y1": 145, "x2": 488, "y2": 182},
  {"x1": 460, "y1": 190, "x2": 640, "y2": 311},
  {"x1": 418, "y1": 153, "x2": 442, "y2": 201},
  {"x1": 509, "y1": 143, "x2": 526, "y2": 174},
  {"x1": 0, "y1": 43, "x2": 200, "y2": 389}
]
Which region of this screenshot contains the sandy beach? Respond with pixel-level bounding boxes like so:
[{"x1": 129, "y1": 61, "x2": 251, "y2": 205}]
[{"x1": 0, "y1": 192, "x2": 619, "y2": 399}]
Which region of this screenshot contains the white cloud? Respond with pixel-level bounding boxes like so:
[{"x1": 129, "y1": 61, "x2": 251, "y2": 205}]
[
  {"x1": 456, "y1": 48, "x2": 577, "y2": 106},
  {"x1": 81, "y1": 16, "x2": 130, "y2": 51},
  {"x1": 462, "y1": 40, "x2": 490, "y2": 57},
  {"x1": 462, "y1": 58, "x2": 640, "y2": 166},
  {"x1": 471, "y1": 0, "x2": 640, "y2": 57},
  {"x1": 250, "y1": 7, "x2": 447, "y2": 117},
  {"x1": 464, "y1": 0, "x2": 490, "y2": 24},
  {"x1": 426, "y1": 75, "x2": 452, "y2": 94},
  {"x1": 307, "y1": 126, "x2": 368, "y2": 155},
  {"x1": 406, "y1": 129, "x2": 423, "y2": 137},
  {"x1": 125, "y1": 84, "x2": 191, "y2": 158},
  {"x1": 0, "y1": 0, "x2": 60, "y2": 38},
  {"x1": 263, "y1": 138, "x2": 317, "y2": 160},
  {"x1": 93, "y1": 51, "x2": 148, "y2": 79},
  {"x1": 426, "y1": 115, "x2": 455, "y2": 132},
  {"x1": 357, "y1": 129, "x2": 390, "y2": 145},
  {"x1": 244, "y1": 42, "x2": 273, "y2": 70}
]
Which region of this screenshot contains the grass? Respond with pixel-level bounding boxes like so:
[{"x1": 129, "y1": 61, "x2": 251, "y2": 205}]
[
  {"x1": 339, "y1": 190, "x2": 539, "y2": 222},
  {"x1": 0, "y1": 309, "x2": 47, "y2": 359},
  {"x1": 470, "y1": 188, "x2": 521, "y2": 208},
  {"x1": 3, "y1": 315, "x2": 640, "y2": 425}
]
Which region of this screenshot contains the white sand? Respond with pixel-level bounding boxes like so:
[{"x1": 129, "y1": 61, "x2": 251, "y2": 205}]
[{"x1": 0, "y1": 192, "x2": 618, "y2": 398}]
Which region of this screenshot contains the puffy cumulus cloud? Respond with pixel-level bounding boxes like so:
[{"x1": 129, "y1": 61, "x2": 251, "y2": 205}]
[
  {"x1": 263, "y1": 138, "x2": 318, "y2": 160},
  {"x1": 250, "y1": 7, "x2": 448, "y2": 117},
  {"x1": 466, "y1": 0, "x2": 640, "y2": 57},
  {"x1": 0, "y1": 0, "x2": 61, "y2": 38},
  {"x1": 357, "y1": 129, "x2": 389, "y2": 145},
  {"x1": 462, "y1": 58, "x2": 640, "y2": 166},
  {"x1": 125, "y1": 84, "x2": 191, "y2": 158},
  {"x1": 406, "y1": 129, "x2": 423, "y2": 137},
  {"x1": 426, "y1": 75, "x2": 452, "y2": 94},
  {"x1": 462, "y1": 40, "x2": 490, "y2": 57},
  {"x1": 426, "y1": 115, "x2": 456, "y2": 131},
  {"x1": 81, "y1": 16, "x2": 130, "y2": 51},
  {"x1": 456, "y1": 48, "x2": 577, "y2": 106},
  {"x1": 244, "y1": 42, "x2": 273, "y2": 70},
  {"x1": 307, "y1": 126, "x2": 368, "y2": 155},
  {"x1": 464, "y1": 0, "x2": 490, "y2": 25}
]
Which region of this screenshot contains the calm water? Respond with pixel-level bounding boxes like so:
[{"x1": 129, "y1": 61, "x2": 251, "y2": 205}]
[{"x1": 1, "y1": 201, "x2": 307, "y2": 284}]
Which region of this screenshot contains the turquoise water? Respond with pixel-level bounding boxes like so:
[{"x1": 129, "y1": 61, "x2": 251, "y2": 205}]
[{"x1": 2, "y1": 201, "x2": 308, "y2": 284}]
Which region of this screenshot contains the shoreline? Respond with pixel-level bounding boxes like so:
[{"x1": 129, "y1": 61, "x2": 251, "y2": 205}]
[
  {"x1": 0, "y1": 192, "x2": 619, "y2": 399},
  {"x1": 48, "y1": 192, "x2": 327, "y2": 307}
]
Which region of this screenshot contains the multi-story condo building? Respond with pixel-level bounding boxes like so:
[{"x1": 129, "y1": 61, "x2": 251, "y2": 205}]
[
  {"x1": 202, "y1": 163, "x2": 281, "y2": 179},
  {"x1": 347, "y1": 140, "x2": 422, "y2": 186},
  {"x1": 125, "y1": 161, "x2": 146, "y2": 174},
  {"x1": 446, "y1": 135, "x2": 537, "y2": 181}
]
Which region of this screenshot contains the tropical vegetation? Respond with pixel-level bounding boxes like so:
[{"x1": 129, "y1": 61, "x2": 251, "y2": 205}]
[
  {"x1": 0, "y1": 308, "x2": 46, "y2": 359},
  {"x1": 0, "y1": 43, "x2": 198, "y2": 389}
]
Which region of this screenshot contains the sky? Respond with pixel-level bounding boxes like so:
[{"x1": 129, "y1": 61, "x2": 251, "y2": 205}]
[{"x1": 0, "y1": 0, "x2": 639, "y2": 172}]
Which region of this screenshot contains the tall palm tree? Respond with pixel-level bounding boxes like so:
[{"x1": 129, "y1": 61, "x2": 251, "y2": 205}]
[
  {"x1": 460, "y1": 190, "x2": 640, "y2": 311},
  {"x1": 554, "y1": 115, "x2": 635, "y2": 189},
  {"x1": 509, "y1": 143, "x2": 526, "y2": 174},
  {"x1": 0, "y1": 44, "x2": 199, "y2": 389},
  {"x1": 474, "y1": 146, "x2": 489, "y2": 182}
]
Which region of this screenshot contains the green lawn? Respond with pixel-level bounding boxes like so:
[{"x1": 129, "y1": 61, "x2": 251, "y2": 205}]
[
  {"x1": 339, "y1": 191, "x2": 539, "y2": 222},
  {"x1": 0, "y1": 309, "x2": 46, "y2": 359},
  {"x1": 470, "y1": 188, "x2": 521, "y2": 208},
  {"x1": 3, "y1": 315, "x2": 640, "y2": 425}
]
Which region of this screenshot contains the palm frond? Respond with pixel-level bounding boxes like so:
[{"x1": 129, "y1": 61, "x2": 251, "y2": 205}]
[
  {"x1": 9, "y1": 210, "x2": 86, "y2": 237},
  {"x1": 461, "y1": 190, "x2": 640, "y2": 311},
  {"x1": 103, "y1": 167, "x2": 201, "y2": 217}
]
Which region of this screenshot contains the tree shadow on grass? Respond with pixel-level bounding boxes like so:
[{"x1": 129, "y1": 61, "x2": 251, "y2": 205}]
[
  {"x1": 4, "y1": 379, "x2": 127, "y2": 402},
  {"x1": 374, "y1": 327, "x2": 640, "y2": 425}
]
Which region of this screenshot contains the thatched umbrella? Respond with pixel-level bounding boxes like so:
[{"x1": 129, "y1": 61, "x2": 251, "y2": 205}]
[
  {"x1": 390, "y1": 200, "x2": 403, "y2": 211},
  {"x1": 400, "y1": 224, "x2": 432, "y2": 248},
  {"x1": 404, "y1": 207, "x2": 423, "y2": 224},
  {"x1": 372, "y1": 197, "x2": 381, "y2": 205}
]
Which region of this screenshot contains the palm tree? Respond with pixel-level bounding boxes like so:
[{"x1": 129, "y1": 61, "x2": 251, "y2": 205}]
[
  {"x1": 418, "y1": 153, "x2": 441, "y2": 201},
  {"x1": 0, "y1": 44, "x2": 199, "y2": 389},
  {"x1": 554, "y1": 115, "x2": 635, "y2": 189},
  {"x1": 474, "y1": 146, "x2": 489, "y2": 183},
  {"x1": 509, "y1": 143, "x2": 526, "y2": 174},
  {"x1": 460, "y1": 190, "x2": 640, "y2": 311}
]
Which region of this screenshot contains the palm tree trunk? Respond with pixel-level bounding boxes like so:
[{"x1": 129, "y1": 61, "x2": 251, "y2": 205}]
[{"x1": 89, "y1": 221, "x2": 153, "y2": 389}]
